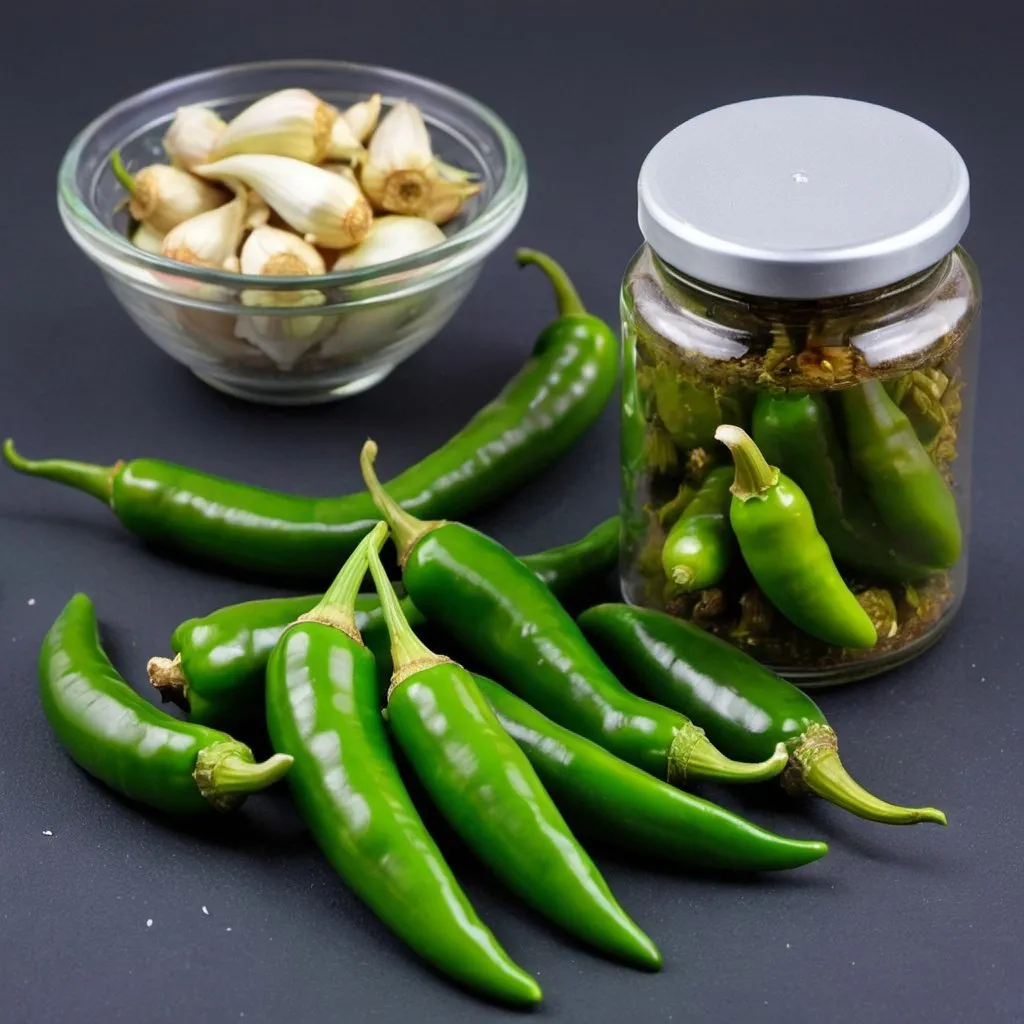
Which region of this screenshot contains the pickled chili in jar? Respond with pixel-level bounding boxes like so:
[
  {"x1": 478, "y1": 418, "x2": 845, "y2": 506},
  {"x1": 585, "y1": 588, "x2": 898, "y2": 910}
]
[{"x1": 620, "y1": 96, "x2": 979, "y2": 684}]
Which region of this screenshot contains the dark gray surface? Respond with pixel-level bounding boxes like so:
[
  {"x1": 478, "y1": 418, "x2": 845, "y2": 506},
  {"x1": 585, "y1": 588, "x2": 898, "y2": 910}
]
[{"x1": 1, "y1": 3, "x2": 1022, "y2": 1022}]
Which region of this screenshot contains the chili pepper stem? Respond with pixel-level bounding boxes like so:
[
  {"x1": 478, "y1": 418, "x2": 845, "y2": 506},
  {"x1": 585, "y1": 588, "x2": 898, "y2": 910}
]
[
  {"x1": 365, "y1": 537, "x2": 450, "y2": 694},
  {"x1": 515, "y1": 248, "x2": 586, "y2": 317},
  {"x1": 193, "y1": 741, "x2": 293, "y2": 811},
  {"x1": 110, "y1": 150, "x2": 136, "y2": 194},
  {"x1": 785, "y1": 724, "x2": 947, "y2": 825},
  {"x1": 298, "y1": 522, "x2": 389, "y2": 638},
  {"x1": 3, "y1": 439, "x2": 118, "y2": 505},
  {"x1": 668, "y1": 721, "x2": 789, "y2": 785},
  {"x1": 147, "y1": 654, "x2": 190, "y2": 710},
  {"x1": 359, "y1": 440, "x2": 442, "y2": 563},
  {"x1": 714, "y1": 425, "x2": 779, "y2": 501}
]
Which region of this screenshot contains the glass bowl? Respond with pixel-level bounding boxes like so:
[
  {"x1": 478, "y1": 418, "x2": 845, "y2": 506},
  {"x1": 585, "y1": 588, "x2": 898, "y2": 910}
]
[{"x1": 58, "y1": 59, "x2": 528, "y2": 404}]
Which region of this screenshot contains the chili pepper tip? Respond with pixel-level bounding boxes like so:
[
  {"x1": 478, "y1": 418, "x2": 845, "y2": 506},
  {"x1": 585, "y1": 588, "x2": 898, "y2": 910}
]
[{"x1": 514, "y1": 248, "x2": 586, "y2": 318}]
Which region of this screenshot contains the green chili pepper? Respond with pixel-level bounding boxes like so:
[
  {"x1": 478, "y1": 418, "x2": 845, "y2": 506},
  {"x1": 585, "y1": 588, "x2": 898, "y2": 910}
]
[
  {"x1": 715, "y1": 425, "x2": 877, "y2": 649},
  {"x1": 660, "y1": 466, "x2": 733, "y2": 592},
  {"x1": 148, "y1": 517, "x2": 620, "y2": 727},
  {"x1": 265, "y1": 526, "x2": 541, "y2": 1006},
  {"x1": 3, "y1": 250, "x2": 617, "y2": 582},
  {"x1": 39, "y1": 594, "x2": 292, "y2": 814},
  {"x1": 472, "y1": 673, "x2": 829, "y2": 872},
  {"x1": 839, "y1": 380, "x2": 961, "y2": 570},
  {"x1": 366, "y1": 543, "x2": 661, "y2": 971},
  {"x1": 752, "y1": 392, "x2": 931, "y2": 581},
  {"x1": 360, "y1": 440, "x2": 788, "y2": 787},
  {"x1": 578, "y1": 603, "x2": 946, "y2": 827}
]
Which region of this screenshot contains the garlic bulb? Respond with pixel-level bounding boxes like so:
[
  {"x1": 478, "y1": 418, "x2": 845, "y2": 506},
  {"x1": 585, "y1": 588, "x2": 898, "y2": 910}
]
[
  {"x1": 360, "y1": 101, "x2": 480, "y2": 224},
  {"x1": 131, "y1": 221, "x2": 166, "y2": 254},
  {"x1": 324, "y1": 114, "x2": 366, "y2": 163},
  {"x1": 332, "y1": 216, "x2": 445, "y2": 271},
  {"x1": 215, "y1": 89, "x2": 336, "y2": 163},
  {"x1": 160, "y1": 185, "x2": 247, "y2": 268},
  {"x1": 116, "y1": 158, "x2": 226, "y2": 234},
  {"x1": 195, "y1": 154, "x2": 373, "y2": 248},
  {"x1": 343, "y1": 93, "x2": 382, "y2": 143},
  {"x1": 163, "y1": 106, "x2": 226, "y2": 170}
]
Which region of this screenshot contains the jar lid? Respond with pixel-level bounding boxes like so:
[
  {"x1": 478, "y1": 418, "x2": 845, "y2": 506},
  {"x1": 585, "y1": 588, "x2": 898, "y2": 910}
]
[{"x1": 637, "y1": 96, "x2": 970, "y2": 299}]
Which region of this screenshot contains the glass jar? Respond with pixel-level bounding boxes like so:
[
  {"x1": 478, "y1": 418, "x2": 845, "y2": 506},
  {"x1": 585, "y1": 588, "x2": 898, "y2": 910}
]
[{"x1": 620, "y1": 96, "x2": 980, "y2": 685}]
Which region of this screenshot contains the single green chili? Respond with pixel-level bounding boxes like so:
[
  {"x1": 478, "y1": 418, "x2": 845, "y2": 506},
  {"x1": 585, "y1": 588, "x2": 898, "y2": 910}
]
[
  {"x1": 360, "y1": 439, "x2": 788, "y2": 786},
  {"x1": 578, "y1": 603, "x2": 946, "y2": 826},
  {"x1": 715, "y1": 425, "x2": 877, "y2": 649},
  {"x1": 366, "y1": 542, "x2": 661, "y2": 971},
  {"x1": 3, "y1": 249, "x2": 618, "y2": 582},
  {"x1": 149, "y1": 517, "x2": 619, "y2": 727},
  {"x1": 660, "y1": 465, "x2": 733, "y2": 592},
  {"x1": 473, "y1": 674, "x2": 829, "y2": 872},
  {"x1": 265, "y1": 525, "x2": 541, "y2": 1005},
  {"x1": 39, "y1": 594, "x2": 291, "y2": 814},
  {"x1": 839, "y1": 380, "x2": 961, "y2": 570},
  {"x1": 752, "y1": 391, "x2": 930, "y2": 581}
]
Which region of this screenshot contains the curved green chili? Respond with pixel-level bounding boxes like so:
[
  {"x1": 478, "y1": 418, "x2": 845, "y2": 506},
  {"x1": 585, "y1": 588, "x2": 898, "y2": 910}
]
[
  {"x1": 660, "y1": 465, "x2": 733, "y2": 592},
  {"x1": 360, "y1": 440, "x2": 788, "y2": 787},
  {"x1": 3, "y1": 250, "x2": 618, "y2": 582},
  {"x1": 839, "y1": 380, "x2": 961, "y2": 570},
  {"x1": 578, "y1": 603, "x2": 946, "y2": 826},
  {"x1": 473, "y1": 674, "x2": 829, "y2": 872},
  {"x1": 149, "y1": 517, "x2": 619, "y2": 727},
  {"x1": 265, "y1": 526, "x2": 540, "y2": 1006},
  {"x1": 366, "y1": 542, "x2": 661, "y2": 971},
  {"x1": 716, "y1": 425, "x2": 877, "y2": 649},
  {"x1": 39, "y1": 594, "x2": 291, "y2": 814}
]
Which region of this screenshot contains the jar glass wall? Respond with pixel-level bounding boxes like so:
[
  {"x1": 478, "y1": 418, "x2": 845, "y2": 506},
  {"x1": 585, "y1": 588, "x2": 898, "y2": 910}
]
[{"x1": 620, "y1": 245, "x2": 980, "y2": 684}]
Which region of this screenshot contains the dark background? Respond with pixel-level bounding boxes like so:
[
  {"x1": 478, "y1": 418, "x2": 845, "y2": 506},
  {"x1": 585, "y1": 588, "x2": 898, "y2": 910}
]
[{"x1": 2, "y1": 2, "x2": 1021, "y2": 1021}]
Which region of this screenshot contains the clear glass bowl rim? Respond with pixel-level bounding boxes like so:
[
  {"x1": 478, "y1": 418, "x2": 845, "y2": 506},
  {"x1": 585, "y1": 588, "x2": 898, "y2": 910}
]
[{"x1": 57, "y1": 58, "x2": 528, "y2": 292}]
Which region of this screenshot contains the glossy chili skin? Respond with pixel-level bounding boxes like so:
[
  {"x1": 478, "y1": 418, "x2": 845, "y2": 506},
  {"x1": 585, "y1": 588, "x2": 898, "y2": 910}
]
[
  {"x1": 660, "y1": 466, "x2": 734, "y2": 592},
  {"x1": 839, "y1": 379, "x2": 961, "y2": 571},
  {"x1": 157, "y1": 517, "x2": 619, "y2": 727},
  {"x1": 265, "y1": 624, "x2": 540, "y2": 1005},
  {"x1": 717, "y1": 426, "x2": 877, "y2": 649},
  {"x1": 386, "y1": 660, "x2": 661, "y2": 969},
  {"x1": 473, "y1": 674, "x2": 829, "y2": 873},
  {"x1": 39, "y1": 594, "x2": 285, "y2": 814},
  {"x1": 753, "y1": 392, "x2": 930, "y2": 581},
  {"x1": 3, "y1": 251, "x2": 618, "y2": 582}
]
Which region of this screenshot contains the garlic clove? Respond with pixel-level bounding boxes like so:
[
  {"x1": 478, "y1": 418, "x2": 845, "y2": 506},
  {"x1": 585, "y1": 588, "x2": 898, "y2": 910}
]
[
  {"x1": 194, "y1": 154, "x2": 373, "y2": 249},
  {"x1": 215, "y1": 88, "x2": 336, "y2": 163},
  {"x1": 244, "y1": 189, "x2": 272, "y2": 229},
  {"x1": 332, "y1": 215, "x2": 445, "y2": 271},
  {"x1": 240, "y1": 225, "x2": 326, "y2": 277},
  {"x1": 160, "y1": 184, "x2": 247, "y2": 269},
  {"x1": 343, "y1": 93, "x2": 382, "y2": 143},
  {"x1": 131, "y1": 221, "x2": 166, "y2": 254},
  {"x1": 320, "y1": 163, "x2": 359, "y2": 184},
  {"x1": 114, "y1": 153, "x2": 227, "y2": 234},
  {"x1": 419, "y1": 178, "x2": 483, "y2": 225},
  {"x1": 234, "y1": 310, "x2": 334, "y2": 371},
  {"x1": 163, "y1": 106, "x2": 227, "y2": 170},
  {"x1": 325, "y1": 114, "x2": 366, "y2": 163},
  {"x1": 433, "y1": 156, "x2": 479, "y2": 183}
]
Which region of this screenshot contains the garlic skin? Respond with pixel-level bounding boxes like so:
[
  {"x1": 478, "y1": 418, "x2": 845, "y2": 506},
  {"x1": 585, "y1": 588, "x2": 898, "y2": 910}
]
[
  {"x1": 163, "y1": 106, "x2": 227, "y2": 170},
  {"x1": 195, "y1": 155, "x2": 373, "y2": 249},
  {"x1": 360, "y1": 101, "x2": 480, "y2": 224},
  {"x1": 160, "y1": 185, "x2": 247, "y2": 269},
  {"x1": 332, "y1": 216, "x2": 445, "y2": 271},
  {"x1": 129, "y1": 164, "x2": 226, "y2": 234},
  {"x1": 325, "y1": 114, "x2": 366, "y2": 163},
  {"x1": 343, "y1": 93, "x2": 382, "y2": 143},
  {"x1": 131, "y1": 221, "x2": 166, "y2": 254},
  {"x1": 215, "y1": 89, "x2": 336, "y2": 163}
]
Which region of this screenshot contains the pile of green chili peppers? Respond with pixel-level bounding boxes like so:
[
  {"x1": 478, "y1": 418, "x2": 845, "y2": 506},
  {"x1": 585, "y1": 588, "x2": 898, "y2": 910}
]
[{"x1": 17, "y1": 251, "x2": 947, "y2": 1006}]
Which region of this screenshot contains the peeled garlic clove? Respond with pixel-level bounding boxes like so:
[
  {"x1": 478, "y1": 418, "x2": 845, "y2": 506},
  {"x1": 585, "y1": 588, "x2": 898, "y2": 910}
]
[
  {"x1": 332, "y1": 215, "x2": 445, "y2": 271},
  {"x1": 116, "y1": 157, "x2": 226, "y2": 234},
  {"x1": 360, "y1": 101, "x2": 434, "y2": 212},
  {"x1": 244, "y1": 189, "x2": 271, "y2": 229},
  {"x1": 325, "y1": 114, "x2": 366, "y2": 163},
  {"x1": 161, "y1": 185, "x2": 247, "y2": 269},
  {"x1": 320, "y1": 163, "x2": 359, "y2": 184},
  {"x1": 216, "y1": 88, "x2": 336, "y2": 163},
  {"x1": 163, "y1": 106, "x2": 226, "y2": 170},
  {"x1": 343, "y1": 93, "x2": 382, "y2": 143},
  {"x1": 130, "y1": 221, "x2": 166, "y2": 254},
  {"x1": 195, "y1": 154, "x2": 373, "y2": 249},
  {"x1": 241, "y1": 225, "x2": 326, "y2": 278}
]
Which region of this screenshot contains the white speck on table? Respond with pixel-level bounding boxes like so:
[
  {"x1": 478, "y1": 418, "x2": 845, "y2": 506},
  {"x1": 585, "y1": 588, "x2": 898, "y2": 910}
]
[
  {"x1": 226, "y1": 926, "x2": 232, "y2": 932},
  {"x1": 27, "y1": 598, "x2": 35, "y2": 606},
  {"x1": 42, "y1": 830, "x2": 53, "y2": 837},
  {"x1": 146, "y1": 919, "x2": 153, "y2": 928},
  {"x1": 202, "y1": 906, "x2": 209, "y2": 915}
]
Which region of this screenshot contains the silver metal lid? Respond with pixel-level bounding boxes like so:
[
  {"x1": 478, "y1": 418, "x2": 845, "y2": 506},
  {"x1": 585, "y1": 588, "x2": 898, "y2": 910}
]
[{"x1": 637, "y1": 96, "x2": 970, "y2": 299}]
